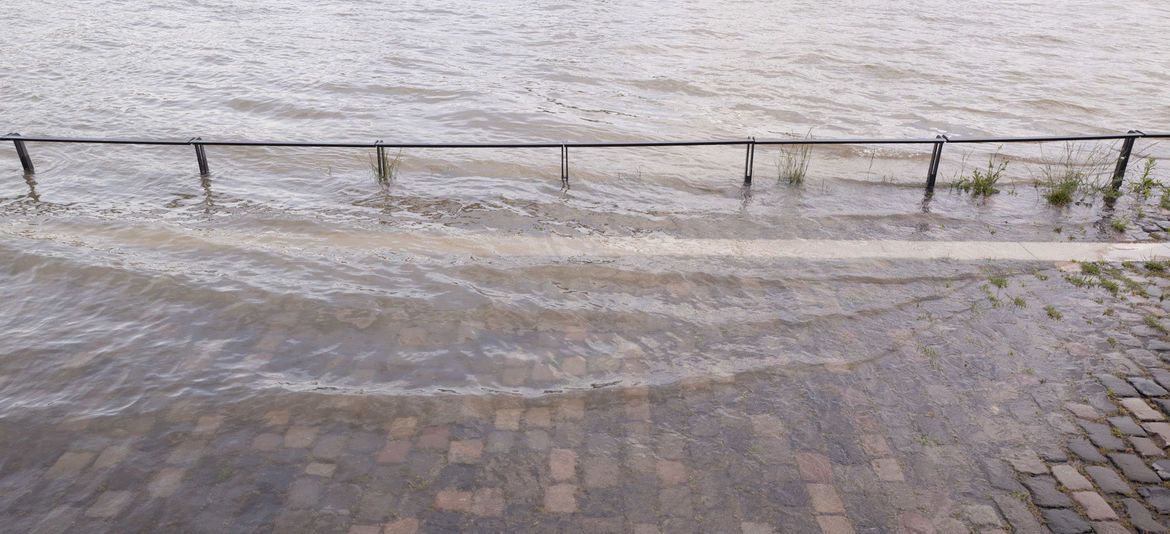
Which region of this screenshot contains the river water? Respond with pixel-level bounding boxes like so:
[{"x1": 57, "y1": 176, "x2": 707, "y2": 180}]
[{"x1": 2, "y1": 0, "x2": 1170, "y2": 421}]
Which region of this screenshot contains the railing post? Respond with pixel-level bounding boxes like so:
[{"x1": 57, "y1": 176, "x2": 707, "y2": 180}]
[
  {"x1": 375, "y1": 140, "x2": 386, "y2": 178},
  {"x1": 1112, "y1": 130, "x2": 1143, "y2": 191},
  {"x1": 190, "y1": 137, "x2": 209, "y2": 175},
  {"x1": 743, "y1": 137, "x2": 755, "y2": 186},
  {"x1": 560, "y1": 144, "x2": 569, "y2": 187},
  {"x1": 925, "y1": 134, "x2": 947, "y2": 191},
  {"x1": 7, "y1": 133, "x2": 35, "y2": 174}
]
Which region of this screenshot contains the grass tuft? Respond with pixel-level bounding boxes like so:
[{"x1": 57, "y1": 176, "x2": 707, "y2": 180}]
[
  {"x1": 1040, "y1": 142, "x2": 1113, "y2": 207},
  {"x1": 777, "y1": 131, "x2": 813, "y2": 185},
  {"x1": 1133, "y1": 158, "x2": 1160, "y2": 198},
  {"x1": 954, "y1": 152, "x2": 1007, "y2": 196},
  {"x1": 370, "y1": 149, "x2": 403, "y2": 184}
]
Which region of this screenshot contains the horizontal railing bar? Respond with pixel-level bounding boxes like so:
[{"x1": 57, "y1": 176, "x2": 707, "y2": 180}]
[
  {"x1": 0, "y1": 136, "x2": 191, "y2": 146},
  {"x1": 4, "y1": 133, "x2": 1167, "y2": 149}
]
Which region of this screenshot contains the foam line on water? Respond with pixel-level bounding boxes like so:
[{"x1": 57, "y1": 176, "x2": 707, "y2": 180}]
[{"x1": 3, "y1": 221, "x2": 1168, "y2": 263}]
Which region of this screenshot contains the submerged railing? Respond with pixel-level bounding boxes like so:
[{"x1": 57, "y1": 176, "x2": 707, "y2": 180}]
[{"x1": 3, "y1": 130, "x2": 1167, "y2": 193}]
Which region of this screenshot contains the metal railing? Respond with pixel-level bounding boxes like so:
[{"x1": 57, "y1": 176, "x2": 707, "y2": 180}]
[{"x1": 3, "y1": 130, "x2": 1167, "y2": 193}]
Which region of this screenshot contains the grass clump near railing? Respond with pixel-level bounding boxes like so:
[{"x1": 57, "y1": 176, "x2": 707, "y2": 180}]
[
  {"x1": 954, "y1": 151, "x2": 1008, "y2": 196},
  {"x1": 1039, "y1": 142, "x2": 1113, "y2": 207},
  {"x1": 1133, "y1": 158, "x2": 1160, "y2": 199},
  {"x1": 370, "y1": 149, "x2": 403, "y2": 184},
  {"x1": 777, "y1": 130, "x2": 812, "y2": 185}
]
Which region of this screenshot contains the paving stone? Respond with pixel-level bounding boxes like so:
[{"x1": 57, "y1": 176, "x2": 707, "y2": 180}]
[
  {"x1": 807, "y1": 484, "x2": 845, "y2": 514},
  {"x1": 494, "y1": 409, "x2": 522, "y2": 431},
  {"x1": 858, "y1": 434, "x2": 893, "y2": 457},
  {"x1": 740, "y1": 523, "x2": 773, "y2": 534},
  {"x1": 1154, "y1": 398, "x2": 1170, "y2": 414},
  {"x1": 963, "y1": 504, "x2": 1002, "y2": 527},
  {"x1": 656, "y1": 460, "x2": 687, "y2": 486},
  {"x1": 1108, "y1": 416, "x2": 1148, "y2": 436},
  {"x1": 1023, "y1": 476, "x2": 1073, "y2": 508},
  {"x1": 305, "y1": 462, "x2": 336, "y2": 477},
  {"x1": 85, "y1": 491, "x2": 133, "y2": 519},
  {"x1": 1039, "y1": 443, "x2": 1071, "y2": 463},
  {"x1": 933, "y1": 517, "x2": 967, "y2": 534},
  {"x1": 388, "y1": 417, "x2": 417, "y2": 439},
  {"x1": 544, "y1": 484, "x2": 577, "y2": 513},
  {"x1": 311, "y1": 435, "x2": 347, "y2": 460},
  {"x1": 871, "y1": 457, "x2": 905, "y2": 482},
  {"x1": 1129, "y1": 377, "x2": 1169, "y2": 397},
  {"x1": 1041, "y1": 508, "x2": 1092, "y2": 534},
  {"x1": 435, "y1": 490, "x2": 472, "y2": 511},
  {"x1": 47, "y1": 451, "x2": 94, "y2": 478},
  {"x1": 1067, "y1": 403, "x2": 1104, "y2": 420},
  {"x1": 1083, "y1": 421, "x2": 1127, "y2": 450},
  {"x1": 1068, "y1": 438, "x2": 1109, "y2": 463},
  {"x1": 417, "y1": 426, "x2": 450, "y2": 450},
  {"x1": 1084, "y1": 465, "x2": 1134, "y2": 495},
  {"x1": 284, "y1": 426, "x2": 317, "y2": 448},
  {"x1": 1052, "y1": 464, "x2": 1094, "y2": 491},
  {"x1": 1088, "y1": 394, "x2": 1122, "y2": 417},
  {"x1": 147, "y1": 468, "x2": 185, "y2": 498},
  {"x1": 253, "y1": 433, "x2": 283, "y2": 451},
  {"x1": 1099, "y1": 375, "x2": 1140, "y2": 397},
  {"x1": 583, "y1": 456, "x2": 619, "y2": 488},
  {"x1": 1138, "y1": 485, "x2": 1170, "y2": 514},
  {"x1": 1071, "y1": 492, "x2": 1118, "y2": 520},
  {"x1": 287, "y1": 478, "x2": 323, "y2": 508},
  {"x1": 525, "y1": 407, "x2": 552, "y2": 428},
  {"x1": 1150, "y1": 368, "x2": 1170, "y2": 391},
  {"x1": 471, "y1": 488, "x2": 505, "y2": 517},
  {"x1": 1089, "y1": 521, "x2": 1131, "y2": 534},
  {"x1": 525, "y1": 430, "x2": 550, "y2": 450},
  {"x1": 795, "y1": 452, "x2": 833, "y2": 482},
  {"x1": 991, "y1": 493, "x2": 1047, "y2": 534},
  {"x1": 1150, "y1": 340, "x2": 1170, "y2": 352},
  {"x1": 1131, "y1": 436, "x2": 1166, "y2": 458},
  {"x1": 1109, "y1": 453, "x2": 1160, "y2": 483},
  {"x1": 384, "y1": 518, "x2": 419, "y2": 534},
  {"x1": 1152, "y1": 459, "x2": 1170, "y2": 480},
  {"x1": 549, "y1": 448, "x2": 576, "y2": 481},
  {"x1": 1122, "y1": 398, "x2": 1166, "y2": 422},
  {"x1": 92, "y1": 445, "x2": 132, "y2": 470},
  {"x1": 1122, "y1": 498, "x2": 1169, "y2": 533},
  {"x1": 1005, "y1": 448, "x2": 1050, "y2": 475},
  {"x1": 376, "y1": 440, "x2": 410, "y2": 463},
  {"x1": 815, "y1": 515, "x2": 856, "y2": 534},
  {"x1": 1143, "y1": 422, "x2": 1170, "y2": 445},
  {"x1": 896, "y1": 512, "x2": 934, "y2": 534},
  {"x1": 448, "y1": 440, "x2": 483, "y2": 464}
]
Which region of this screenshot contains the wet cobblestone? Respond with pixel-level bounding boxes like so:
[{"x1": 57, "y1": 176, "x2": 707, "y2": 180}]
[{"x1": 8, "y1": 260, "x2": 1170, "y2": 531}]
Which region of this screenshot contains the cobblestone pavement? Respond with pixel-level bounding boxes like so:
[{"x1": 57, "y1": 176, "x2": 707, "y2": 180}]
[{"x1": 5, "y1": 259, "x2": 1170, "y2": 533}]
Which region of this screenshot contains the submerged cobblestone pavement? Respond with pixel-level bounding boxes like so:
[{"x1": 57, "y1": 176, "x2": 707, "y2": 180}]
[{"x1": 6, "y1": 259, "x2": 1170, "y2": 532}]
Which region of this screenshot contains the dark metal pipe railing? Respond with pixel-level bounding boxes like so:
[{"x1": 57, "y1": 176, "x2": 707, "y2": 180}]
[{"x1": 4, "y1": 130, "x2": 1167, "y2": 193}]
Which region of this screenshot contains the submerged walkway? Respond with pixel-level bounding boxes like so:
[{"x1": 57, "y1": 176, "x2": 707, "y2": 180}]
[{"x1": 5, "y1": 245, "x2": 1170, "y2": 533}]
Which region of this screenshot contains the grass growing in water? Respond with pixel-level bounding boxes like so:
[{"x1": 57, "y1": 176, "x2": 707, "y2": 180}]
[
  {"x1": 777, "y1": 131, "x2": 812, "y2": 185},
  {"x1": 954, "y1": 152, "x2": 1008, "y2": 196},
  {"x1": 1133, "y1": 158, "x2": 1160, "y2": 198},
  {"x1": 1039, "y1": 142, "x2": 1112, "y2": 206},
  {"x1": 370, "y1": 149, "x2": 403, "y2": 184}
]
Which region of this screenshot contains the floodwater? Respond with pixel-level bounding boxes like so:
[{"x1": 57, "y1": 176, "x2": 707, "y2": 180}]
[{"x1": 1, "y1": 0, "x2": 1170, "y2": 438}]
